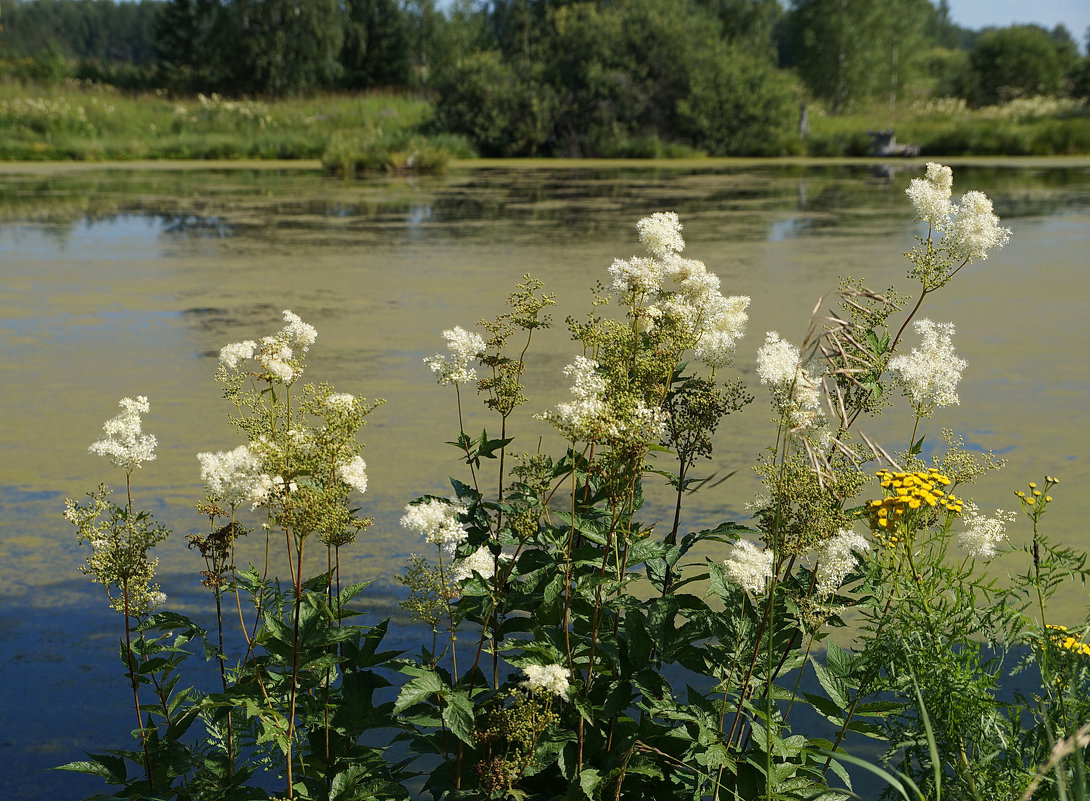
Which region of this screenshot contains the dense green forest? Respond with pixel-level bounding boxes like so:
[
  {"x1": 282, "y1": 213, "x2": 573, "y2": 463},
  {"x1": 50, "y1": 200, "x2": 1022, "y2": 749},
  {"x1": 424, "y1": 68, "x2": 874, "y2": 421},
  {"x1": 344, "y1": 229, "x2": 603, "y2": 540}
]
[{"x1": 1, "y1": 0, "x2": 1089, "y2": 157}]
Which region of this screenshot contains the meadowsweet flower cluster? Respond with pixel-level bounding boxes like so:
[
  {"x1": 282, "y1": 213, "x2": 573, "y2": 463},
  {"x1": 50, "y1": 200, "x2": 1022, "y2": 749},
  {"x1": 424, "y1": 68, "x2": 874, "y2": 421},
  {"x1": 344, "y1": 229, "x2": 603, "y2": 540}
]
[
  {"x1": 324, "y1": 392, "x2": 357, "y2": 411},
  {"x1": 522, "y1": 664, "x2": 571, "y2": 698},
  {"x1": 724, "y1": 539, "x2": 774, "y2": 595},
  {"x1": 888, "y1": 319, "x2": 967, "y2": 414},
  {"x1": 945, "y1": 191, "x2": 1011, "y2": 263},
  {"x1": 906, "y1": 162, "x2": 1011, "y2": 269},
  {"x1": 219, "y1": 309, "x2": 317, "y2": 383},
  {"x1": 906, "y1": 162, "x2": 954, "y2": 228},
  {"x1": 546, "y1": 356, "x2": 609, "y2": 441},
  {"x1": 88, "y1": 396, "x2": 158, "y2": 472},
  {"x1": 452, "y1": 546, "x2": 505, "y2": 582},
  {"x1": 400, "y1": 498, "x2": 469, "y2": 552},
  {"x1": 336, "y1": 455, "x2": 369, "y2": 495},
  {"x1": 867, "y1": 469, "x2": 963, "y2": 543},
  {"x1": 755, "y1": 331, "x2": 830, "y2": 443},
  {"x1": 636, "y1": 211, "x2": 685, "y2": 256},
  {"x1": 197, "y1": 445, "x2": 269, "y2": 509},
  {"x1": 609, "y1": 213, "x2": 750, "y2": 369},
  {"x1": 425, "y1": 326, "x2": 487, "y2": 385},
  {"x1": 957, "y1": 502, "x2": 1015, "y2": 559},
  {"x1": 815, "y1": 529, "x2": 870, "y2": 597}
]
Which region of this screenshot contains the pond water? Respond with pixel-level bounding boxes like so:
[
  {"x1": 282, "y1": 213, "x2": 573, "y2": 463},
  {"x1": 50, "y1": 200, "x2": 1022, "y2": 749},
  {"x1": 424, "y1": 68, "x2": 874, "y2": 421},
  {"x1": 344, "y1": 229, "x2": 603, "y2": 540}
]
[{"x1": 1, "y1": 159, "x2": 1088, "y2": 799}]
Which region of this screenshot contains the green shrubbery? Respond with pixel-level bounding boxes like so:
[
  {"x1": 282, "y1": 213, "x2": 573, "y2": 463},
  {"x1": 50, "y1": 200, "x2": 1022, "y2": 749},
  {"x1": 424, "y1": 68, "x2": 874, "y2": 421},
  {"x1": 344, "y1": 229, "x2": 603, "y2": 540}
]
[
  {"x1": 59, "y1": 165, "x2": 1090, "y2": 801},
  {"x1": 431, "y1": 0, "x2": 798, "y2": 158}
]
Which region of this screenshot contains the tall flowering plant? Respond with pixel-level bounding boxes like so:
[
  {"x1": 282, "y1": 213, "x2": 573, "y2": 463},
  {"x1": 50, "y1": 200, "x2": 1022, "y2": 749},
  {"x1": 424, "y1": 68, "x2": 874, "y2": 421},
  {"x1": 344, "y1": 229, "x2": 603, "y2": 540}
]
[{"x1": 61, "y1": 165, "x2": 1090, "y2": 801}]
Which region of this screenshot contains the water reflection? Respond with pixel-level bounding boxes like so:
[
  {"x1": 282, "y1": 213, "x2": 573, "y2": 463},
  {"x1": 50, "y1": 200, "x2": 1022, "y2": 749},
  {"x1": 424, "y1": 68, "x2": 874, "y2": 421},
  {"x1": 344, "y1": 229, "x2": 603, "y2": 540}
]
[{"x1": 1, "y1": 160, "x2": 1088, "y2": 800}]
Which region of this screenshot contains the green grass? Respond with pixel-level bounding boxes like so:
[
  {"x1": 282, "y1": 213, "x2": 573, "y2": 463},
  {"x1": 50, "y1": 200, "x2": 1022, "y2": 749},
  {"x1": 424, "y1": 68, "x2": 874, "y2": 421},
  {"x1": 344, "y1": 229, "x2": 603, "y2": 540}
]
[
  {"x1": 802, "y1": 96, "x2": 1090, "y2": 157},
  {"x1": 1, "y1": 79, "x2": 1087, "y2": 162},
  {"x1": 0, "y1": 81, "x2": 468, "y2": 168}
]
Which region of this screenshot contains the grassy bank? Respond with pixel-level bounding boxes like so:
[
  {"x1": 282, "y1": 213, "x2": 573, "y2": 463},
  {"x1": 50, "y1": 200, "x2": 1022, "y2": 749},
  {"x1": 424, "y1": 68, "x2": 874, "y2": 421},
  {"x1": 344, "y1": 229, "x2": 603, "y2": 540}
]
[
  {"x1": 2, "y1": 81, "x2": 1088, "y2": 166},
  {"x1": 805, "y1": 96, "x2": 1090, "y2": 157},
  {"x1": 0, "y1": 82, "x2": 471, "y2": 169}
]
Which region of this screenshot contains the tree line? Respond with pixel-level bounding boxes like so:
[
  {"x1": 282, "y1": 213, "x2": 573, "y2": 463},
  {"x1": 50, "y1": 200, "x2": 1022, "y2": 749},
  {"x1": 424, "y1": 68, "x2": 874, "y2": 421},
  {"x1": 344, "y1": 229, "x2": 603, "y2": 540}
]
[{"x1": 2, "y1": 0, "x2": 1089, "y2": 156}]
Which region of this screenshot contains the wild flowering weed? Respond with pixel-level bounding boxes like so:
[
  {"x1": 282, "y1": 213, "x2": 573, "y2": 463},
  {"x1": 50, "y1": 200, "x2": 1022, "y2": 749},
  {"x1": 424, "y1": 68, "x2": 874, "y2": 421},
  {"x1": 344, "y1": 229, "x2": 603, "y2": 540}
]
[{"x1": 60, "y1": 165, "x2": 1090, "y2": 801}]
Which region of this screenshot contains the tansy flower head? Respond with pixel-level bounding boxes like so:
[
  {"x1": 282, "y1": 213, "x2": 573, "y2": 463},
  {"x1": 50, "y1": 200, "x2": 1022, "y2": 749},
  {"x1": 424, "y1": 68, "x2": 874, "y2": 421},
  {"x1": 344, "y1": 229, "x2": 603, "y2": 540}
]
[{"x1": 867, "y1": 469, "x2": 962, "y2": 545}]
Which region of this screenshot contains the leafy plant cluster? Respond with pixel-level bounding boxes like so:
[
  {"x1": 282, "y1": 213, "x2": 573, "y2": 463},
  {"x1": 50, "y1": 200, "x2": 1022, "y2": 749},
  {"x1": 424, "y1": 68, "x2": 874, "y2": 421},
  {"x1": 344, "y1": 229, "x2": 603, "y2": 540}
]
[{"x1": 61, "y1": 165, "x2": 1090, "y2": 801}]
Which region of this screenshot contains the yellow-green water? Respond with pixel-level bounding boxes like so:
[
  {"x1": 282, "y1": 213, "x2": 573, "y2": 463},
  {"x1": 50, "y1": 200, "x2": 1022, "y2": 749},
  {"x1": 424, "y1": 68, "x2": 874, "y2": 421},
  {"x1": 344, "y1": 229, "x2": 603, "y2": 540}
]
[{"x1": 1, "y1": 160, "x2": 1088, "y2": 798}]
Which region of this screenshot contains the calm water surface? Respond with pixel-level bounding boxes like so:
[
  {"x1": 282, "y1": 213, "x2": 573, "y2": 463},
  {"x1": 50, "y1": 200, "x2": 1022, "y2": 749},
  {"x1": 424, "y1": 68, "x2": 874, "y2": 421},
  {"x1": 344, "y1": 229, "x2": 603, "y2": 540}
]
[{"x1": 1, "y1": 160, "x2": 1088, "y2": 798}]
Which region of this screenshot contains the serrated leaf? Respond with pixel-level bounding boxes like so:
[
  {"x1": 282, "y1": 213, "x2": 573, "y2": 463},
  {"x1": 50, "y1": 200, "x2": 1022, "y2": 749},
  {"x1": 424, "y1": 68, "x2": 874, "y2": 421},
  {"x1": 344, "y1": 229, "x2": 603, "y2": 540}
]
[
  {"x1": 812, "y1": 661, "x2": 847, "y2": 709},
  {"x1": 442, "y1": 692, "x2": 475, "y2": 746},
  {"x1": 579, "y1": 767, "x2": 601, "y2": 800},
  {"x1": 393, "y1": 668, "x2": 444, "y2": 713}
]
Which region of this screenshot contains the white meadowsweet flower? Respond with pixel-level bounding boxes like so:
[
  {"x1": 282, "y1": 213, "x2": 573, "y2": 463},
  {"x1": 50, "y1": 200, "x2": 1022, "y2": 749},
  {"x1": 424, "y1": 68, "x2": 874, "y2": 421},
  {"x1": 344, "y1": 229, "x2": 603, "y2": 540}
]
[
  {"x1": 452, "y1": 545, "x2": 508, "y2": 582},
  {"x1": 197, "y1": 445, "x2": 266, "y2": 508},
  {"x1": 756, "y1": 332, "x2": 822, "y2": 415},
  {"x1": 946, "y1": 191, "x2": 1011, "y2": 262},
  {"x1": 546, "y1": 356, "x2": 610, "y2": 442},
  {"x1": 522, "y1": 663, "x2": 571, "y2": 698},
  {"x1": 89, "y1": 396, "x2": 157, "y2": 471},
  {"x1": 280, "y1": 309, "x2": 317, "y2": 352},
  {"x1": 636, "y1": 211, "x2": 685, "y2": 257},
  {"x1": 674, "y1": 261, "x2": 721, "y2": 302},
  {"x1": 815, "y1": 529, "x2": 870, "y2": 597},
  {"x1": 608, "y1": 256, "x2": 662, "y2": 294},
  {"x1": 888, "y1": 319, "x2": 967, "y2": 412},
  {"x1": 724, "y1": 539, "x2": 774, "y2": 595},
  {"x1": 756, "y1": 331, "x2": 800, "y2": 387},
  {"x1": 693, "y1": 294, "x2": 750, "y2": 368},
  {"x1": 249, "y1": 474, "x2": 276, "y2": 509},
  {"x1": 400, "y1": 498, "x2": 469, "y2": 552},
  {"x1": 617, "y1": 400, "x2": 668, "y2": 443},
  {"x1": 958, "y1": 503, "x2": 1016, "y2": 559},
  {"x1": 325, "y1": 392, "x2": 356, "y2": 411},
  {"x1": 906, "y1": 162, "x2": 954, "y2": 228},
  {"x1": 219, "y1": 340, "x2": 257, "y2": 370},
  {"x1": 257, "y1": 335, "x2": 296, "y2": 382},
  {"x1": 424, "y1": 325, "x2": 486, "y2": 386},
  {"x1": 336, "y1": 455, "x2": 368, "y2": 495},
  {"x1": 147, "y1": 591, "x2": 168, "y2": 612}
]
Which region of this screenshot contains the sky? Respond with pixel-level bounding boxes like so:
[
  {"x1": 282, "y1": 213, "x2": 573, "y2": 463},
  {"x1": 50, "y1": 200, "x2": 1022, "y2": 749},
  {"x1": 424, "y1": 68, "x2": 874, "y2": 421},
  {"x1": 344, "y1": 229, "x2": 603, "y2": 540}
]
[{"x1": 944, "y1": 0, "x2": 1090, "y2": 41}]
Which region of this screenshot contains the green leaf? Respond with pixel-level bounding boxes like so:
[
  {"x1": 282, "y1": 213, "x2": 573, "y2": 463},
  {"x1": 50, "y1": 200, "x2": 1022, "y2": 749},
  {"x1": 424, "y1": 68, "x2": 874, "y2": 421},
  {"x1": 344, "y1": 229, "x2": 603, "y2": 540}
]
[
  {"x1": 442, "y1": 692, "x2": 475, "y2": 746},
  {"x1": 579, "y1": 767, "x2": 602, "y2": 800},
  {"x1": 804, "y1": 692, "x2": 846, "y2": 725},
  {"x1": 393, "y1": 667, "x2": 444, "y2": 713},
  {"x1": 54, "y1": 752, "x2": 127, "y2": 783},
  {"x1": 812, "y1": 749, "x2": 923, "y2": 801},
  {"x1": 812, "y1": 660, "x2": 848, "y2": 710}
]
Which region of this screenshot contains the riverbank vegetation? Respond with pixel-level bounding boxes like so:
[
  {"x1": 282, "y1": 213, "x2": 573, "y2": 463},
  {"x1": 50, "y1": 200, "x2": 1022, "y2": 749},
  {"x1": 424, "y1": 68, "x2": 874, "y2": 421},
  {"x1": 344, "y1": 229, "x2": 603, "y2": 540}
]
[
  {"x1": 2, "y1": 0, "x2": 1090, "y2": 163},
  {"x1": 60, "y1": 164, "x2": 1090, "y2": 800}
]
